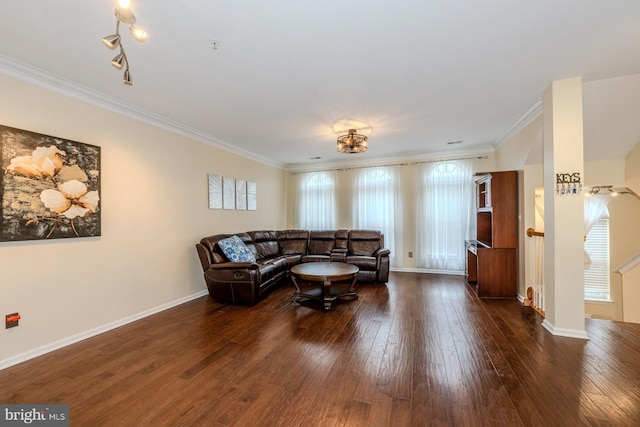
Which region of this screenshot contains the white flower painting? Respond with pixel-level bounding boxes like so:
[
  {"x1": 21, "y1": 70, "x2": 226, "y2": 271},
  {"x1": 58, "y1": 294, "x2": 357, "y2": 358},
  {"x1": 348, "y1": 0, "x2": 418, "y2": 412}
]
[{"x1": 1, "y1": 125, "x2": 101, "y2": 241}]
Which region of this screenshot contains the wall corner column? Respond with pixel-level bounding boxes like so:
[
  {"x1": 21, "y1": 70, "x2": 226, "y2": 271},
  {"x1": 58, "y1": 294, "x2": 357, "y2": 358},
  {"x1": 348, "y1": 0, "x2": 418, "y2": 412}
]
[{"x1": 542, "y1": 76, "x2": 589, "y2": 340}]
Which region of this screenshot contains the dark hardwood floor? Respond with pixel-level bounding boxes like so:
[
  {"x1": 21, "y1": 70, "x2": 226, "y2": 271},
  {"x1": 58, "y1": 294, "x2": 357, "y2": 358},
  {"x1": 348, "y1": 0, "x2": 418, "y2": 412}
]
[{"x1": 2, "y1": 272, "x2": 640, "y2": 426}]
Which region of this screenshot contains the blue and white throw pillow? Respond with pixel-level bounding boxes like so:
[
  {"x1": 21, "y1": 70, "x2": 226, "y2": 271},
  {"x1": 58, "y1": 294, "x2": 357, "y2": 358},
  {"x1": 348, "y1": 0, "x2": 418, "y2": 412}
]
[{"x1": 218, "y1": 235, "x2": 256, "y2": 263}]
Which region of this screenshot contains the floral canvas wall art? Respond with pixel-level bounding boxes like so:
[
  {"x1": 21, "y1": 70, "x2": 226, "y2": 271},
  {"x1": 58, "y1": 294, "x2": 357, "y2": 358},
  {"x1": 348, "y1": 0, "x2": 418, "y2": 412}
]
[{"x1": 0, "y1": 124, "x2": 101, "y2": 242}]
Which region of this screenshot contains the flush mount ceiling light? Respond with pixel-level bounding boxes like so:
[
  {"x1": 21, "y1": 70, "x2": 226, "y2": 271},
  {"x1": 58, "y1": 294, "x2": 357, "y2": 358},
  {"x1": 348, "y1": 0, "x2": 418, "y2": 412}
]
[
  {"x1": 337, "y1": 129, "x2": 368, "y2": 154},
  {"x1": 101, "y1": 0, "x2": 148, "y2": 86}
]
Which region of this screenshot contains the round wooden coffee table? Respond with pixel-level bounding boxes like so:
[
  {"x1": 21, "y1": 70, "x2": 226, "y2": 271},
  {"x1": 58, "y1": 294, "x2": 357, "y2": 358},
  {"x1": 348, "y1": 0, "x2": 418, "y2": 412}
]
[{"x1": 290, "y1": 262, "x2": 359, "y2": 311}]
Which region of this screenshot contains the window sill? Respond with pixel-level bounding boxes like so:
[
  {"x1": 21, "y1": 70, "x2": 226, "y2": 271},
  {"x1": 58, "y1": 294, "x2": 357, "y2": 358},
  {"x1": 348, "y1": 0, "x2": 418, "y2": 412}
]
[{"x1": 585, "y1": 299, "x2": 614, "y2": 305}]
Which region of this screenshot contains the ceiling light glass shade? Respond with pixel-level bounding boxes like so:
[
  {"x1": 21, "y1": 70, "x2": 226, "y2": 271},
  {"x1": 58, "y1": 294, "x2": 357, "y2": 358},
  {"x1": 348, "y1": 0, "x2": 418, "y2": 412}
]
[
  {"x1": 101, "y1": 34, "x2": 121, "y2": 49},
  {"x1": 129, "y1": 26, "x2": 148, "y2": 42},
  {"x1": 115, "y1": 8, "x2": 136, "y2": 25},
  {"x1": 117, "y1": 0, "x2": 132, "y2": 9},
  {"x1": 111, "y1": 52, "x2": 126, "y2": 69},
  {"x1": 337, "y1": 129, "x2": 368, "y2": 154},
  {"x1": 123, "y1": 69, "x2": 133, "y2": 86}
]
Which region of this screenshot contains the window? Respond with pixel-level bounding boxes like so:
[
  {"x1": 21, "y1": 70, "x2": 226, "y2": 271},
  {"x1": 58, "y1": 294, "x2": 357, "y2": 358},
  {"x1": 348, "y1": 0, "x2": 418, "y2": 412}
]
[
  {"x1": 295, "y1": 171, "x2": 336, "y2": 230},
  {"x1": 351, "y1": 167, "x2": 402, "y2": 267},
  {"x1": 584, "y1": 213, "x2": 611, "y2": 301},
  {"x1": 416, "y1": 160, "x2": 474, "y2": 271}
]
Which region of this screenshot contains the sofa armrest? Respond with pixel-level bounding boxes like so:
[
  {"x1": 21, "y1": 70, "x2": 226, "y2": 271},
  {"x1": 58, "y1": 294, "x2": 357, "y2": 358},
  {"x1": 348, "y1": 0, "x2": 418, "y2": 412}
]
[
  {"x1": 195, "y1": 243, "x2": 213, "y2": 272},
  {"x1": 331, "y1": 248, "x2": 348, "y2": 263},
  {"x1": 204, "y1": 262, "x2": 260, "y2": 288},
  {"x1": 373, "y1": 248, "x2": 390, "y2": 257},
  {"x1": 210, "y1": 262, "x2": 259, "y2": 270}
]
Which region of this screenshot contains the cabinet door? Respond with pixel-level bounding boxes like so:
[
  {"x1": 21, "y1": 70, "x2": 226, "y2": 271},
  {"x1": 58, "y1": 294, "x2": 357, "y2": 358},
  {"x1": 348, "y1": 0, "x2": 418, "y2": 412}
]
[
  {"x1": 477, "y1": 248, "x2": 517, "y2": 298},
  {"x1": 466, "y1": 247, "x2": 477, "y2": 283},
  {"x1": 475, "y1": 174, "x2": 492, "y2": 209}
]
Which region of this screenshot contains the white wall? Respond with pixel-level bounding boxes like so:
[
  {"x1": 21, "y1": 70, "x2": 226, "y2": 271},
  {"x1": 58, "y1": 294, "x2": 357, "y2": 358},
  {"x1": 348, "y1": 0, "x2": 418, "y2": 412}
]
[
  {"x1": 0, "y1": 74, "x2": 286, "y2": 365},
  {"x1": 627, "y1": 142, "x2": 640, "y2": 195},
  {"x1": 622, "y1": 266, "x2": 640, "y2": 324},
  {"x1": 495, "y1": 115, "x2": 543, "y2": 171}
]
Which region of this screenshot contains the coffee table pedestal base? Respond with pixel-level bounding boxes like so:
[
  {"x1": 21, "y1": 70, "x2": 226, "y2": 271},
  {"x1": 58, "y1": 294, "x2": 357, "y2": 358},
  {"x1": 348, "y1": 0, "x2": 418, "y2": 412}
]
[{"x1": 291, "y1": 277, "x2": 358, "y2": 311}]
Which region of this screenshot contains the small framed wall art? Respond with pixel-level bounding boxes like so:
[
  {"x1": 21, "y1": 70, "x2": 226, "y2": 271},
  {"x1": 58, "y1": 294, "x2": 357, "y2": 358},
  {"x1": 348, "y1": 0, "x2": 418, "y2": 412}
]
[
  {"x1": 208, "y1": 174, "x2": 256, "y2": 211},
  {"x1": 223, "y1": 176, "x2": 235, "y2": 210},
  {"x1": 236, "y1": 180, "x2": 247, "y2": 210},
  {"x1": 208, "y1": 174, "x2": 222, "y2": 209}
]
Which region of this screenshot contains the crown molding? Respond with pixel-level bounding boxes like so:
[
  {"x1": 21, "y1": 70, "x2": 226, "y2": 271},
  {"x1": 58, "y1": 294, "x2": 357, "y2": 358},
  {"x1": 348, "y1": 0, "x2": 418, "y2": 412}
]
[
  {"x1": 284, "y1": 144, "x2": 496, "y2": 172},
  {"x1": 616, "y1": 251, "x2": 640, "y2": 274},
  {"x1": 0, "y1": 54, "x2": 284, "y2": 169},
  {"x1": 494, "y1": 98, "x2": 543, "y2": 149}
]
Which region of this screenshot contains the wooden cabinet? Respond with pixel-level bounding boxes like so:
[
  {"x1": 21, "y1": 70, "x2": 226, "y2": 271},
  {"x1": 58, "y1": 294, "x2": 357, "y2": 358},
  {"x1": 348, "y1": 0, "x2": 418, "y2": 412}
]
[{"x1": 469, "y1": 170, "x2": 518, "y2": 298}]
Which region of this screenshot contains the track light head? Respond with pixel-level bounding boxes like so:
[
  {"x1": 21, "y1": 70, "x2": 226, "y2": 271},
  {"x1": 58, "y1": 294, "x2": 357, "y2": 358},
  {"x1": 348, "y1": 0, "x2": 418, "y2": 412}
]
[
  {"x1": 129, "y1": 25, "x2": 148, "y2": 42},
  {"x1": 111, "y1": 52, "x2": 126, "y2": 69},
  {"x1": 123, "y1": 69, "x2": 133, "y2": 86},
  {"x1": 101, "y1": 34, "x2": 121, "y2": 49}
]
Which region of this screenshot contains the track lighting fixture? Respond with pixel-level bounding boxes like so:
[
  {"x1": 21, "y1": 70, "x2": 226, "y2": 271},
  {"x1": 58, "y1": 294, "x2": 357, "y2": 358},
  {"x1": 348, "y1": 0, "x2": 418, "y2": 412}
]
[
  {"x1": 584, "y1": 185, "x2": 626, "y2": 198},
  {"x1": 101, "y1": 0, "x2": 147, "y2": 86}
]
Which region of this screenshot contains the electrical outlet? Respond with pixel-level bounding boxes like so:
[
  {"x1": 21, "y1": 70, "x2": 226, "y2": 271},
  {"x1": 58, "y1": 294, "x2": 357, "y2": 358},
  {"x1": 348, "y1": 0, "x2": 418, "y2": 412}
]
[
  {"x1": 6, "y1": 313, "x2": 20, "y2": 329},
  {"x1": 408, "y1": 251, "x2": 413, "y2": 258}
]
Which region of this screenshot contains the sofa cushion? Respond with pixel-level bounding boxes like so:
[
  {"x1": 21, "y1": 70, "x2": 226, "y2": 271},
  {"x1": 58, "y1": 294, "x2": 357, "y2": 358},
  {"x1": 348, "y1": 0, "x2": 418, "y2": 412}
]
[
  {"x1": 348, "y1": 230, "x2": 382, "y2": 256},
  {"x1": 261, "y1": 257, "x2": 288, "y2": 271},
  {"x1": 257, "y1": 262, "x2": 277, "y2": 283},
  {"x1": 278, "y1": 254, "x2": 302, "y2": 268},
  {"x1": 249, "y1": 230, "x2": 279, "y2": 260},
  {"x1": 277, "y1": 229, "x2": 309, "y2": 255},
  {"x1": 301, "y1": 254, "x2": 331, "y2": 263},
  {"x1": 335, "y1": 229, "x2": 349, "y2": 250},
  {"x1": 345, "y1": 255, "x2": 378, "y2": 271},
  {"x1": 308, "y1": 230, "x2": 336, "y2": 255},
  {"x1": 218, "y1": 235, "x2": 257, "y2": 263}
]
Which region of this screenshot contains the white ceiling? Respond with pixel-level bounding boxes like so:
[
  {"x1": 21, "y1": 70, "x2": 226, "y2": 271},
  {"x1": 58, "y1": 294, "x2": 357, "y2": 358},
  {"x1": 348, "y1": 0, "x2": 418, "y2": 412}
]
[{"x1": 1, "y1": 1, "x2": 640, "y2": 169}]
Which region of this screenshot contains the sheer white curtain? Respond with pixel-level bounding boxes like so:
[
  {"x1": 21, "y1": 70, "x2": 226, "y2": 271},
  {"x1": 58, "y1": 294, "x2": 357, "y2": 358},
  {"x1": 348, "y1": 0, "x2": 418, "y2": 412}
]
[
  {"x1": 294, "y1": 171, "x2": 337, "y2": 230},
  {"x1": 584, "y1": 193, "x2": 611, "y2": 268},
  {"x1": 351, "y1": 166, "x2": 403, "y2": 267},
  {"x1": 416, "y1": 159, "x2": 475, "y2": 271},
  {"x1": 584, "y1": 193, "x2": 611, "y2": 235}
]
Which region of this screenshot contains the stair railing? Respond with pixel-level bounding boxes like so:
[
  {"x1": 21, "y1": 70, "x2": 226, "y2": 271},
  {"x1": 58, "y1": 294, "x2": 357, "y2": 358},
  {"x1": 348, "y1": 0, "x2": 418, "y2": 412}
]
[{"x1": 525, "y1": 228, "x2": 545, "y2": 317}]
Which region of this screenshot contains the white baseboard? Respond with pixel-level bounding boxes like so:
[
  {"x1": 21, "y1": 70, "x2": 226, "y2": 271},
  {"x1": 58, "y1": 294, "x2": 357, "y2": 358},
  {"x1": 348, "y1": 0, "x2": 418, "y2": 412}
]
[
  {"x1": 0, "y1": 290, "x2": 209, "y2": 371},
  {"x1": 390, "y1": 267, "x2": 464, "y2": 276},
  {"x1": 541, "y1": 319, "x2": 590, "y2": 340}
]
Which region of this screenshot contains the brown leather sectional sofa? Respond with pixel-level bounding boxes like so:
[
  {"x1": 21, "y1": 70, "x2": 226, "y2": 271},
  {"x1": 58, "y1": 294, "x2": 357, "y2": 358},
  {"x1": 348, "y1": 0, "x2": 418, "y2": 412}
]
[{"x1": 196, "y1": 229, "x2": 390, "y2": 305}]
